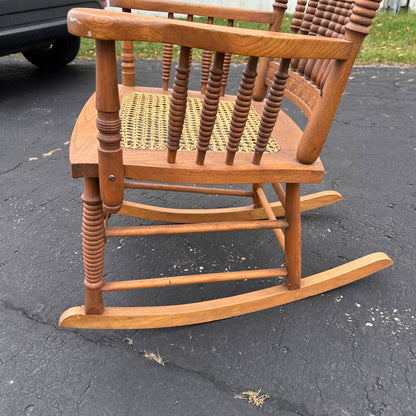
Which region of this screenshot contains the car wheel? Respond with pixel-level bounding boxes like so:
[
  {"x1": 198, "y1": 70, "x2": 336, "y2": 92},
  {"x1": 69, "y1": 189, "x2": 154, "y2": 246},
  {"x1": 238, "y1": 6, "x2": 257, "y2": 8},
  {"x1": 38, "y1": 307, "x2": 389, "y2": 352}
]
[{"x1": 23, "y1": 35, "x2": 81, "y2": 69}]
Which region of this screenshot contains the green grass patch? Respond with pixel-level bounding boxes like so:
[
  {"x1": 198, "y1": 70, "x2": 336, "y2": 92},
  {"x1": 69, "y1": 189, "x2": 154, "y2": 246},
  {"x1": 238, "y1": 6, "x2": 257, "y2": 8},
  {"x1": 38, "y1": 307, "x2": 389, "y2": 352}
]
[
  {"x1": 79, "y1": 12, "x2": 416, "y2": 65},
  {"x1": 357, "y1": 12, "x2": 415, "y2": 65}
]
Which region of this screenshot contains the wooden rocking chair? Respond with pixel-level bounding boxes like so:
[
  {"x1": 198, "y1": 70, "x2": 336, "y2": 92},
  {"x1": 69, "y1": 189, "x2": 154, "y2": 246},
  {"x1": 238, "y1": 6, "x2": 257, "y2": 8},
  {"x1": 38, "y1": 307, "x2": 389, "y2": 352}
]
[{"x1": 59, "y1": 0, "x2": 392, "y2": 329}]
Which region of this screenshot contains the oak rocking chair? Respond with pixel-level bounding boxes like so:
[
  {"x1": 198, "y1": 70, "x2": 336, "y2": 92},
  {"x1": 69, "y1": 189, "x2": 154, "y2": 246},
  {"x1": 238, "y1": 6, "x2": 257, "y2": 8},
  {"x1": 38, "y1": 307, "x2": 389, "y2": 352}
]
[{"x1": 59, "y1": 0, "x2": 393, "y2": 329}]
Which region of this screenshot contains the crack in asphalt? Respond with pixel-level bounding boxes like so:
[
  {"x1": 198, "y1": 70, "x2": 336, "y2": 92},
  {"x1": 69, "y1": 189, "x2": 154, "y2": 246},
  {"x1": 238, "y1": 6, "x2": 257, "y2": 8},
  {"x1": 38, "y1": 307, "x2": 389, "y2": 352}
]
[
  {"x1": 0, "y1": 161, "x2": 25, "y2": 175},
  {"x1": 120, "y1": 339, "x2": 318, "y2": 415},
  {"x1": 165, "y1": 357, "x2": 316, "y2": 415},
  {"x1": 0, "y1": 299, "x2": 120, "y2": 349},
  {"x1": 76, "y1": 379, "x2": 93, "y2": 416}
]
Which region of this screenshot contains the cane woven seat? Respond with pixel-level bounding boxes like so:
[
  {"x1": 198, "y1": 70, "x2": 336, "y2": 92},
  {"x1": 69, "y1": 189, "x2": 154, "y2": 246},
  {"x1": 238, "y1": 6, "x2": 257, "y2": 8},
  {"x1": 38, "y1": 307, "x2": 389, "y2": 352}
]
[{"x1": 120, "y1": 92, "x2": 280, "y2": 153}]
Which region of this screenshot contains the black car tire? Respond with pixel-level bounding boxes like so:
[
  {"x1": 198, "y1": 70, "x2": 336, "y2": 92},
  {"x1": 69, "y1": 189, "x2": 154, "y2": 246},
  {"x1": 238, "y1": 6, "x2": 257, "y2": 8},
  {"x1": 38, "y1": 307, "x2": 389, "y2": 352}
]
[{"x1": 23, "y1": 34, "x2": 80, "y2": 69}]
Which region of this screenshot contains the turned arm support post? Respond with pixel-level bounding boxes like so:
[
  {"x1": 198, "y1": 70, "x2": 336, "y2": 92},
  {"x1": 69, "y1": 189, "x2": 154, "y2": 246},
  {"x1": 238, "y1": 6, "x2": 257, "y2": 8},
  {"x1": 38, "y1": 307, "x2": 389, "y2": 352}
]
[{"x1": 95, "y1": 39, "x2": 124, "y2": 213}]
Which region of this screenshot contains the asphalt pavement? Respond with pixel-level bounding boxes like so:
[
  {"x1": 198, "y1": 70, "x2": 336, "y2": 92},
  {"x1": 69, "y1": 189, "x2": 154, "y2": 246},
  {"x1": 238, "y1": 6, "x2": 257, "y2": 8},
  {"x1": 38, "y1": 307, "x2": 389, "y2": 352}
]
[{"x1": 0, "y1": 55, "x2": 415, "y2": 416}]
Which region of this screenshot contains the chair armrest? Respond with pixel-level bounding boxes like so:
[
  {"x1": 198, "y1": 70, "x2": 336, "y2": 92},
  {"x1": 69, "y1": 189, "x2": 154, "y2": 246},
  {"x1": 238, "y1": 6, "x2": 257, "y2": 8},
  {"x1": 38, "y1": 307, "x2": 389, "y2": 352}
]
[{"x1": 68, "y1": 9, "x2": 353, "y2": 60}]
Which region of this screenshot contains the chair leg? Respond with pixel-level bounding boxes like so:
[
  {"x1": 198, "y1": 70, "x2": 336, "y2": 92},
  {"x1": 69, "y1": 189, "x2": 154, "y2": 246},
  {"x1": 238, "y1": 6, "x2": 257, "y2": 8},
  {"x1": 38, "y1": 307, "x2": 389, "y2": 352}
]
[
  {"x1": 285, "y1": 183, "x2": 301, "y2": 290},
  {"x1": 252, "y1": 183, "x2": 263, "y2": 206},
  {"x1": 82, "y1": 177, "x2": 105, "y2": 315}
]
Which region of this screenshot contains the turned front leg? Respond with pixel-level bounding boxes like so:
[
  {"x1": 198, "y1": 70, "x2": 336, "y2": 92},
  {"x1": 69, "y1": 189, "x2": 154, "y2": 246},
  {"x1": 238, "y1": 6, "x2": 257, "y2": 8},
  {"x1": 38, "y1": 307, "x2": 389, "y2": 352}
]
[
  {"x1": 82, "y1": 177, "x2": 105, "y2": 314},
  {"x1": 285, "y1": 183, "x2": 301, "y2": 289}
]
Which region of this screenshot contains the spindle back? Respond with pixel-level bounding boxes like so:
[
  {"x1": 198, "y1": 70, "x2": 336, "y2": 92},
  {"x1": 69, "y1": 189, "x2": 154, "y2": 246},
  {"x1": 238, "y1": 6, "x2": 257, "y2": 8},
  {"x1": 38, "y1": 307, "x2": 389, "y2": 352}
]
[
  {"x1": 254, "y1": 0, "x2": 356, "y2": 113},
  {"x1": 289, "y1": 0, "x2": 381, "y2": 163}
]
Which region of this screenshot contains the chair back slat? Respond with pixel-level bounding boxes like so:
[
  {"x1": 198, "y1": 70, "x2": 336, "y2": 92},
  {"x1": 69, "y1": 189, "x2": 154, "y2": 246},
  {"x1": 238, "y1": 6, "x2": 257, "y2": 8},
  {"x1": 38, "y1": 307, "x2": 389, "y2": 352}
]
[
  {"x1": 167, "y1": 46, "x2": 191, "y2": 164},
  {"x1": 225, "y1": 56, "x2": 258, "y2": 165},
  {"x1": 196, "y1": 52, "x2": 225, "y2": 165}
]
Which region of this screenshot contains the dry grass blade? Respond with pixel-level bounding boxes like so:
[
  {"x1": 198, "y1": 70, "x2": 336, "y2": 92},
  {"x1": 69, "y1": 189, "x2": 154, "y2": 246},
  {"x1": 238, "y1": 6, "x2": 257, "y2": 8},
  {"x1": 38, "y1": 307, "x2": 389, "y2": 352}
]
[
  {"x1": 142, "y1": 350, "x2": 165, "y2": 366},
  {"x1": 123, "y1": 338, "x2": 165, "y2": 365},
  {"x1": 235, "y1": 389, "x2": 270, "y2": 408}
]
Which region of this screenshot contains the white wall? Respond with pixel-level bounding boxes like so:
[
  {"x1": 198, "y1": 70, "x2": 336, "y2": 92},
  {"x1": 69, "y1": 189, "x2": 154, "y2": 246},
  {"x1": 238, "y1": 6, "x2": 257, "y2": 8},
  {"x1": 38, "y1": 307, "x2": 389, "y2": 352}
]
[{"x1": 381, "y1": 0, "x2": 416, "y2": 11}]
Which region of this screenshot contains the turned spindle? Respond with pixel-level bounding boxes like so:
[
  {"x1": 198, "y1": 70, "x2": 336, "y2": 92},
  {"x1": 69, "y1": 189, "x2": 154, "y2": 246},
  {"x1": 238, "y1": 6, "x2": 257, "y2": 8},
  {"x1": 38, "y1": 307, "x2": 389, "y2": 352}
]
[
  {"x1": 291, "y1": 0, "x2": 317, "y2": 72},
  {"x1": 162, "y1": 12, "x2": 174, "y2": 91},
  {"x1": 167, "y1": 46, "x2": 191, "y2": 164},
  {"x1": 196, "y1": 52, "x2": 225, "y2": 165},
  {"x1": 220, "y1": 19, "x2": 234, "y2": 96},
  {"x1": 253, "y1": 59, "x2": 289, "y2": 165},
  {"x1": 201, "y1": 16, "x2": 214, "y2": 94},
  {"x1": 225, "y1": 56, "x2": 258, "y2": 166},
  {"x1": 291, "y1": 0, "x2": 307, "y2": 33},
  {"x1": 162, "y1": 43, "x2": 174, "y2": 90},
  {"x1": 187, "y1": 14, "x2": 194, "y2": 68}
]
